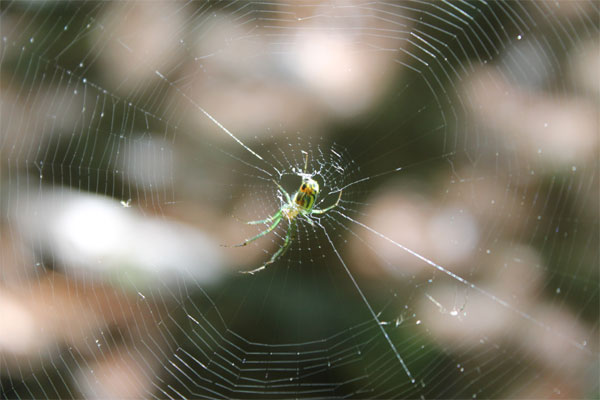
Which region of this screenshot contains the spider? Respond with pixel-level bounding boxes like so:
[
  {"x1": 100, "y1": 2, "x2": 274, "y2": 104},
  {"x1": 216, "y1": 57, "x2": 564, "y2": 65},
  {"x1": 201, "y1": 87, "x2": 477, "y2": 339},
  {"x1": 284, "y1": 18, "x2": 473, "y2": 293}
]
[{"x1": 229, "y1": 152, "x2": 343, "y2": 275}]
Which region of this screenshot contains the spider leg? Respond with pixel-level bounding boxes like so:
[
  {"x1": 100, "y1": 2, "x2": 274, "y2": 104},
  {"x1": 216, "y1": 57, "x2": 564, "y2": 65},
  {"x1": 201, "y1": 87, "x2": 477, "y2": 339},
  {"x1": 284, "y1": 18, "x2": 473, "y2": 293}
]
[
  {"x1": 272, "y1": 179, "x2": 292, "y2": 203},
  {"x1": 300, "y1": 211, "x2": 315, "y2": 227},
  {"x1": 240, "y1": 220, "x2": 296, "y2": 274},
  {"x1": 226, "y1": 213, "x2": 283, "y2": 247},
  {"x1": 310, "y1": 190, "x2": 343, "y2": 214},
  {"x1": 246, "y1": 210, "x2": 282, "y2": 225}
]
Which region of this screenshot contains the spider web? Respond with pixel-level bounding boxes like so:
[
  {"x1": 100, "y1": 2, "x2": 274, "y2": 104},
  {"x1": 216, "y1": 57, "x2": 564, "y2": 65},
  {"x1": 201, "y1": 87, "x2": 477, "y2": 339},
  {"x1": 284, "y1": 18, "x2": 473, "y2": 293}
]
[{"x1": 1, "y1": 1, "x2": 598, "y2": 399}]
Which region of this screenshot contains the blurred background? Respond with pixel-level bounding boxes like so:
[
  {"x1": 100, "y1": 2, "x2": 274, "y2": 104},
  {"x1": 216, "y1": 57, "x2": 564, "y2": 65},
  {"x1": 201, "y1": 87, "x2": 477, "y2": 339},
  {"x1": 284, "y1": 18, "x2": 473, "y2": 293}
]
[{"x1": 1, "y1": 1, "x2": 598, "y2": 399}]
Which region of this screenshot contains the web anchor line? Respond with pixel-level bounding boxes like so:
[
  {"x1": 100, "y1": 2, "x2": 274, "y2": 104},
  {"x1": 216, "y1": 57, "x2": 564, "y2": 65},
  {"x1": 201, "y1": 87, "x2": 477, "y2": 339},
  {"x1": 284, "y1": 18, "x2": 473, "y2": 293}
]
[
  {"x1": 335, "y1": 211, "x2": 590, "y2": 353},
  {"x1": 154, "y1": 69, "x2": 264, "y2": 161},
  {"x1": 330, "y1": 151, "x2": 457, "y2": 195},
  {"x1": 320, "y1": 224, "x2": 415, "y2": 384}
]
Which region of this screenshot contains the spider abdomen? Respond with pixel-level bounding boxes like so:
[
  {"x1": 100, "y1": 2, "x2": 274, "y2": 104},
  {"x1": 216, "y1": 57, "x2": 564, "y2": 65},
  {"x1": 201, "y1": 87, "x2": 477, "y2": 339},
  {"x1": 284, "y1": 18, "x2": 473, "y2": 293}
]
[
  {"x1": 293, "y1": 190, "x2": 316, "y2": 211},
  {"x1": 293, "y1": 178, "x2": 319, "y2": 211}
]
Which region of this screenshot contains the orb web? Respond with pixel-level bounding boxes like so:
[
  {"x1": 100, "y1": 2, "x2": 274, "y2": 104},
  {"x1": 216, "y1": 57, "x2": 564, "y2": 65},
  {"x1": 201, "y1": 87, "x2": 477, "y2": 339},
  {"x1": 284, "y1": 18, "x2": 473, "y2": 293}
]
[{"x1": 1, "y1": 1, "x2": 598, "y2": 399}]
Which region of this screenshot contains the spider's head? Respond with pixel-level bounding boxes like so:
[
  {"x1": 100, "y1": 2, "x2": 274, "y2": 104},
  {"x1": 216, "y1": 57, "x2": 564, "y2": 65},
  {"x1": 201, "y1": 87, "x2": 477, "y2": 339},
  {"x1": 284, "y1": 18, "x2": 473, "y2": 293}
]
[{"x1": 300, "y1": 177, "x2": 319, "y2": 197}]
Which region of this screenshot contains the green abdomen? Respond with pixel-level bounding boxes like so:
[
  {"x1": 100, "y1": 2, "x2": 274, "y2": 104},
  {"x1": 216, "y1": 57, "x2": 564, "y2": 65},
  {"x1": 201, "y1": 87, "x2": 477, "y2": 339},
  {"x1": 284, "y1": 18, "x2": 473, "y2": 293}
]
[{"x1": 294, "y1": 191, "x2": 316, "y2": 211}]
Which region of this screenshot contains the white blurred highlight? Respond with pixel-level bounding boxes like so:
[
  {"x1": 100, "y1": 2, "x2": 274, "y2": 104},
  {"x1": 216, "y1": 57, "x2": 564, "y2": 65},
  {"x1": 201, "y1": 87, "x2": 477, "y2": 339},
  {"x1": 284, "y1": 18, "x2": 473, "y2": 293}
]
[
  {"x1": 350, "y1": 189, "x2": 479, "y2": 278},
  {"x1": 116, "y1": 134, "x2": 173, "y2": 190},
  {"x1": 417, "y1": 245, "x2": 543, "y2": 345},
  {"x1": 0, "y1": 294, "x2": 36, "y2": 356},
  {"x1": 76, "y1": 349, "x2": 159, "y2": 399},
  {"x1": 290, "y1": 31, "x2": 392, "y2": 115},
  {"x1": 570, "y1": 39, "x2": 600, "y2": 99},
  {"x1": 96, "y1": 1, "x2": 184, "y2": 92},
  {"x1": 15, "y1": 189, "x2": 224, "y2": 288},
  {"x1": 184, "y1": 7, "x2": 401, "y2": 144},
  {"x1": 463, "y1": 67, "x2": 598, "y2": 167},
  {"x1": 428, "y1": 206, "x2": 478, "y2": 266}
]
